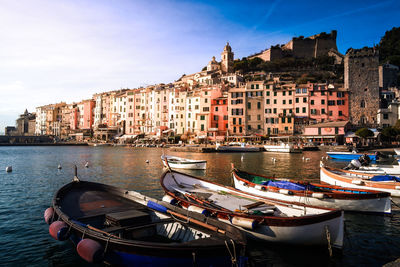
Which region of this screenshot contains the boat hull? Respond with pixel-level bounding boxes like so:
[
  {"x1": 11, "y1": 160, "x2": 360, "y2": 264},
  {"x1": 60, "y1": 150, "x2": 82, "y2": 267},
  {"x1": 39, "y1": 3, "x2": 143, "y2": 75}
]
[
  {"x1": 263, "y1": 145, "x2": 302, "y2": 153},
  {"x1": 327, "y1": 152, "x2": 377, "y2": 161},
  {"x1": 216, "y1": 146, "x2": 260, "y2": 152},
  {"x1": 160, "y1": 171, "x2": 344, "y2": 249},
  {"x1": 232, "y1": 172, "x2": 391, "y2": 214},
  {"x1": 320, "y1": 164, "x2": 400, "y2": 197},
  {"x1": 161, "y1": 156, "x2": 207, "y2": 170}
]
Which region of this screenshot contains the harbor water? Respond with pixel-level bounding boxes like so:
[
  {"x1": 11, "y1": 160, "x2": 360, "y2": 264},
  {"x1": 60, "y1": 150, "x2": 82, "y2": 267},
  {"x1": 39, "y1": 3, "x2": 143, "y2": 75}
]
[{"x1": 0, "y1": 146, "x2": 399, "y2": 266}]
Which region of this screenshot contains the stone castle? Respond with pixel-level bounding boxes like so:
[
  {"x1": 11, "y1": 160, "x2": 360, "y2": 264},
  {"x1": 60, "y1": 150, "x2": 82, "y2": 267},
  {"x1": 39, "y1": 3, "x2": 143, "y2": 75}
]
[
  {"x1": 249, "y1": 30, "x2": 339, "y2": 61},
  {"x1": 344, "y1": 47, "x2": 380, "y2": 127}
]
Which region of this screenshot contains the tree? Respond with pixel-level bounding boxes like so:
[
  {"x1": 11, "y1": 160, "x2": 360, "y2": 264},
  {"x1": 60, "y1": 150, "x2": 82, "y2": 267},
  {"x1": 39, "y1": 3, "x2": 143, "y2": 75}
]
[
  {"x1": 378, "y1": 27, "x2": 400, "y2": 66},
  {"x1": 355, "y1": 128, "x2": 374, "y2": 145},
  {"x1": 381, "y1": 126, "x2": 398, "y2": 143}
]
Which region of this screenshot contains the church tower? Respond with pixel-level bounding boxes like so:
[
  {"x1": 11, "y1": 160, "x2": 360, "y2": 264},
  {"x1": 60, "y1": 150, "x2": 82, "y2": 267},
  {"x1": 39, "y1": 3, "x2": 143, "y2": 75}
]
[
  {"x1": 344, "y1": 47, "x2": 379, "y2": 127},
  {"x1": 221, "y1": 42, "x2": 234, "y2": 73}
]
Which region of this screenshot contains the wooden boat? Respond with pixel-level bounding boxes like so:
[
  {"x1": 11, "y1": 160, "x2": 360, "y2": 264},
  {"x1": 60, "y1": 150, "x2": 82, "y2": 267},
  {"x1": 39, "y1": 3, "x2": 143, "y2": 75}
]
[
  {"x1": 231, "y1": 165, "x2": 391, "y2": 214},
  {"x1": 161, "y1": 155, "x2": 207, "y2": 170},
  {"x1": 327, "y1": 151, "x2": 378, "y2": 161},
  {"x1": 346, "y1": 160, "x2": 400, "y2": 175},
  {"x1": 263, "y1": 143, "x2": 302, "y2": 153},
  {"x1": 216, "y1": 143, "x2": 260, "y2": 152},
  {"x1": 44, "y1": 176, "x2": 247, "y2": 266},
  {"x1": 160, "y1": 168, "x2": 344, "y2": 249},
  {"x1": 320, "y1": 162, "x2": 400, "y2": 197}
]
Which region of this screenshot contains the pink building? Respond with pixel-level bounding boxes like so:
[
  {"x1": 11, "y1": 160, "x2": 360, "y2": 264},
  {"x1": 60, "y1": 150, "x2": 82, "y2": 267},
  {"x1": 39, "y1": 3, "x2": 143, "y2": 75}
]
[
  {"x1": 210, "y1": 94, "x2": 228, "y2": 140},
  {"x1": 308, "y1": 83, "x2": 349, "y2": 123},
  {"x1": 69, "y1": 105, "x2": 78, "y2": 131},
  {"x1": 303, "y1": 121, "x2": 350, "y2": 144},
  {"x1": 82, "y1": 100, "x2": 95, "y2": 130}
]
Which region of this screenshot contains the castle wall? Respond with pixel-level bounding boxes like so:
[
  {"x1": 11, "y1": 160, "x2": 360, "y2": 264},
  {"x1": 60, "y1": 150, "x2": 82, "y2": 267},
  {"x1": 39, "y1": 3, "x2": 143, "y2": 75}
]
[{"x1": 344, "y1": 48, "x2": 380, "y2": 127}]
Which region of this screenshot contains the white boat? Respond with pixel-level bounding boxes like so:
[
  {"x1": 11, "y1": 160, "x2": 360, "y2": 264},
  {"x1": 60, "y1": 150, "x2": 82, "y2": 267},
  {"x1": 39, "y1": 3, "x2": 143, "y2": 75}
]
[
  {"x1": 348, "y1": 161, "x2": 400, "y2": 175},
  {"x1": 160, "y1": 169, "x2": 344, "y2": 249},
  {"x1": 215, "y1": 143, "x2": 260, "y2": 152},
  {"x1": 161, "y1": 155, "x2": 207, "y2": 170},
  {"x1": 232, "y1": 165, "x2": 391, "y2": 214},
  {"x1": 320, "y1": 162, "x2": 400, "y2": 197},
  {"x1": 263, "y1": 142, "x2": 302, "y2": 153}
]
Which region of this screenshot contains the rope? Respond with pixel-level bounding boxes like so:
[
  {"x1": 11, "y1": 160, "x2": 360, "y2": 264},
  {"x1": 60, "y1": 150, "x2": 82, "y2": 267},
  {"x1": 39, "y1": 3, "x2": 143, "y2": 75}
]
[
  {"x1": 325, "y1": 225, "x2": 332, "y2": 258},
  {"x1": 224, "y1": 239, "x2": 238, "y2": 267},
  {"x1": 104, "y1": 235, "x2": 111, "y2": 254}
]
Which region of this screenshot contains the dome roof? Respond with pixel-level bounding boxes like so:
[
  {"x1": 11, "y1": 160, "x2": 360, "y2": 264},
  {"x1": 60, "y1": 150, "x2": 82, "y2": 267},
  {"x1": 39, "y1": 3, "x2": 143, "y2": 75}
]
[{"x1": 223, "y1": 42, "x2": 232, "y2": 52}]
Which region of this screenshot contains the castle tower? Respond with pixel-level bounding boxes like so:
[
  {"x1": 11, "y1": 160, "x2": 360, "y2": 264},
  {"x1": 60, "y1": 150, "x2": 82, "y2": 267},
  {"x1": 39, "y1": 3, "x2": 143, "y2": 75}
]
[
  {"x1": 344, "y1": 47, "x2": 379, "y2": 127},
  {"x1": 221, "y1": 42, "x2": 234, "y2": 73}
]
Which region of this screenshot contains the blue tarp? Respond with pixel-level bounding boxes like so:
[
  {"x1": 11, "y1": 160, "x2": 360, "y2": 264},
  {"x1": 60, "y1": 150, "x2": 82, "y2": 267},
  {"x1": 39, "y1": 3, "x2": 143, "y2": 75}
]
[
  {"x1": 262, "y1": 180, "x2": 314, "y2": 191},
  {"x1": 371, "y1": 175, "x2": 400, "y2": 182}
]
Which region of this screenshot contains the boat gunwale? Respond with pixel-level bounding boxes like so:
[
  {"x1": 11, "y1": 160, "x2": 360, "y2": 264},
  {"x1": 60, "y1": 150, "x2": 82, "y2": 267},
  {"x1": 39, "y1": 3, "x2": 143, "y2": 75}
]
[
  {"x1": 160, "y1": 170, "x2": 342, "y2": 227},
  {"x1": 232, "y1": 167, "x2": 390, "y2": 199}
]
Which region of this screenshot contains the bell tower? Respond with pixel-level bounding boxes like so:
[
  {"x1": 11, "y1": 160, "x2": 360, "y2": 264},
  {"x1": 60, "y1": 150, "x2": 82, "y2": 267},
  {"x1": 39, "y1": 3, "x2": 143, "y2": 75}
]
[{"x1": 221, "y1": 42, "x2": 234, "y2": 73}]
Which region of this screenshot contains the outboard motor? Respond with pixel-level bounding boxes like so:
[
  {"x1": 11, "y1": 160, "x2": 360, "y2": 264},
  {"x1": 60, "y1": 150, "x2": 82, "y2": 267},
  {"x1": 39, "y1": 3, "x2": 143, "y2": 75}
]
[
  {"x1": 358, "y1": 154, "x2": 371, "y2": 166},
  {"x1": 344, "y1": 159, "x2": 362, "y2": 170}
]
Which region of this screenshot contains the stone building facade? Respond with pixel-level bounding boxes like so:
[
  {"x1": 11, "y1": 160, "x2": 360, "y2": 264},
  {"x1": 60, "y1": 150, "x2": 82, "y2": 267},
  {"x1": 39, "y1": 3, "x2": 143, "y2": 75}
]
[{"x1": 344, "y1": 47, "x2": 380, "y2": 127}]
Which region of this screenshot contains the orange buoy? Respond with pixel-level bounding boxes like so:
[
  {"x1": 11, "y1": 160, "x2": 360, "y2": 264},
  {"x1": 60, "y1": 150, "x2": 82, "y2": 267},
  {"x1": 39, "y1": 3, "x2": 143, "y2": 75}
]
[{"x1": 49, "y1": 221, "x2": 69, "y2": 241}]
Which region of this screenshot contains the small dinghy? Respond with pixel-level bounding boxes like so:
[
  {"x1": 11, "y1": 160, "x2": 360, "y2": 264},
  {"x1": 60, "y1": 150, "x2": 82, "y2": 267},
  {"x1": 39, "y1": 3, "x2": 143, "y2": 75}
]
[
  {"x1": 161, "y1": 155, "x2": 207, "y2": 170},
  {"x1": 326, "y1": 151, "x2": 378, "y2": 161},
  {"x1": 231, "y1": 164, "x2": 391, "y2": 214},
  {"x1": 320, "y1": 162, "x2": 400, "y2": 198},
  {"x1": 44, "y1": 175, "x2": 247, "y2": 266},
  {"x1": 160, "y1": 167, "x2": 344, "y2": 250}
]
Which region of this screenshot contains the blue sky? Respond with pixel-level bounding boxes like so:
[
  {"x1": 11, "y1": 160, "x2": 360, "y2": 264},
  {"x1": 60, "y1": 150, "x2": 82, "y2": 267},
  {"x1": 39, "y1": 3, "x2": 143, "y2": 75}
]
[{"x1": 0, "y1": 0, "x2": 399, "y2": 133}]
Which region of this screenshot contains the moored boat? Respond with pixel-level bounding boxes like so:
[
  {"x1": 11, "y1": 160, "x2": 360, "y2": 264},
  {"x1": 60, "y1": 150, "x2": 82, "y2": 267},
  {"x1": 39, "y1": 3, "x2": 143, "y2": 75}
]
[
  {"x1": 231, "y1": 165, "x2": 391, "y2": 214},
  {"x1": 45, "y1": 177, "x2": 247, "y2": 266},
  {"x1": 327, "y1": 151, "x2": 378, "y2": 161},
  {"x1": 160, "y1": 168, "x2": 344, "y2": 249},
  {"x1": 263, "y1": 143, "x2": 302, "y2": 153},
  {"x1": 161, "y1": 155, "x2": 207, "y2": 170},
  {"x1": 320, "y1": 162, "x2": 400, "y2": 197}
]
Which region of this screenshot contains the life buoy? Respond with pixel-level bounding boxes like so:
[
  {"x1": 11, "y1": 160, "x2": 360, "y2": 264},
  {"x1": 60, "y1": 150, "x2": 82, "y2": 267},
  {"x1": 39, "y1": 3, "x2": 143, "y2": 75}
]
[
  {"x1": 49, "y1": 221, "x2": 69, "y2": 241},
  {"x1": 77, "y1": 238, "x2": 104, "y2": 263}
]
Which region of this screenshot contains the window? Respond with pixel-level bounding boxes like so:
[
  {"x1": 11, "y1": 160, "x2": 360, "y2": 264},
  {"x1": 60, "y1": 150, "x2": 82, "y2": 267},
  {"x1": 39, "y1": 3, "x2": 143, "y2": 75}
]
[
  {"x1": 302, "y1": 107, "x2": 306, "y2": 113},
  {"x1": 283, "y1": 91, "x2": 286, "y2": 96},
  {"x1": 258, "y1": 125, "x2": 261, "y2": 129},
  {"x1": 223, "y1": 115, "x2": 228, "y2": 120},
  {"x1": 201, "y1": 124, "x2": 204, "y2": 131},
  {"x1": 247, "y1": 102, "x2": 251, "y2": 109},
  {"x1": 205, "y1": 99, "x2": 208, "y2": 103},
  {"x1": 274, "y1": 92, "x2": 277, "y2": 96},
  {"x1": 383, "y1": 114, "x2": 389, "y2": 120},
  {"x1": 266, "y1": 99, "x2": 270, "y2": 105},
  {"x1": 188, "y1": 113, "x2": 191, "y2": 118},
  {"x1": 251, "y1": 84, "x2": 254, "y2": 89},
  {"x1": 311, "y1": 91, "x2": 314, "y2": 96},
  {"x1": 256, "y1": 84, "x2": 259, "y2": 89},
  {"x1": 233, "y1": 118, "x2": 236, "y2": 124},
  {"x1": 289, "y1": 91, "x2": 292, "y2": 96},
  {"x1": 339, "y1": 111, "x2": 343, "y2": 116},
  {"x1": 285, "y1": 127, "x2": 288, "y2": 131},
  {"x1": 215, "y1": 107, "x2": 218, "y2": 111},
  {"x1": 288, "y1": 117, "x2": 292, "y2": 123},
  {"x1": 302, "y1": 88, "x2": 307, "y2": 93},
  {"x1": 296, "y1": 88, "x2": 301, "y2": 94},
  {"x1": 233, "y1": 127, "x2": 236, "y2": 133},
  {"x1": 296, "y1": 107, "x2": 299, "y2": 113},
  {"x1": 239, "y1": 127, "x2": 242, "y2": 133},
  {"x1": 257, "y1": 115, "x2": 261, "y2": 120},
  {"x1": 239, "y1": 118, "x2": 242, "y2": 124},
  {"x1": 274, "y1": 99, "x2": 277, "y2": 104},
  {"x1": 283, "y1": 100, "x2": 286, "y2": 105},
  {"x1": 321, "y1": 99, "x2": 325, "y2": 105},
  {"x1": 361, "y1": 100, "x2": 365, "y2": 108},
  {"x1": 200, "y1": 115, "x2": 205, "y2": 120},
  {"x1": 328, "y1": 100, "x2": 335, "y2": 106},
  {"x1": 321, "y1": 109, "x2": 325, "y2": 114},
  {"x1": 203, "y1": 107, "x2": 209, "y2": 112},
  {"x1": 248, "y1": 125, "x2": 251, "y2": 130},
  {"x1": 266, "y1": 91, "x2": 270, "y2": 96},
  {"x1": 289, "y1": 99, "x2": 292, "y2": 104},
  {"x1": 282, "y1": 117, "x2": 285, "y2": 123},
  {"x1": 311, "y1": 100, "x2": 314, "y2": 105},
  {"x1": 257, "y1": 102, "x2": 261, "y2": 109},
  {"x1": 337, "y1": 92, "x2": 343, "y2": 98},
  {"x1": 303, "y1": 97, "x2": 307, "y2": 103},
  {"x1": 296, "y1": 98, "x2": 299, "y2": 103},
  {"x1": 273, "y1": 108, "x2": 277, "y2": 114},
  {"x1": 321, "y1": 91, "x2": 325, "y2": 95},
  {"x1": 195, "y1": 105, "x2": 199, "y2": 110},
  {"x1": 329, "y1": 111, "x2": 333, "y2": 116}
]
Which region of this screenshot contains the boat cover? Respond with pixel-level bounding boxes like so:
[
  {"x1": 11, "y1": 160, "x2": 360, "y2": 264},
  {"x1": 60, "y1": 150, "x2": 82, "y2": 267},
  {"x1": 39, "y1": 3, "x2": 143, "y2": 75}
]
[
  {"x1": 261, "y1": 180, "x2": 314, "y2": 191},
  {"x1": 370, "y1": 175, "x2": 400, "y2": 182}
]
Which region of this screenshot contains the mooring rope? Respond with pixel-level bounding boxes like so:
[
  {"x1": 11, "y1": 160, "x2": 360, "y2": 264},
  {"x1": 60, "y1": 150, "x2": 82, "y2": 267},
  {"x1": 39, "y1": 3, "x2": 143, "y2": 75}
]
[{"x1": 325, "y1": 225, "x2": 332, "y2": 258}]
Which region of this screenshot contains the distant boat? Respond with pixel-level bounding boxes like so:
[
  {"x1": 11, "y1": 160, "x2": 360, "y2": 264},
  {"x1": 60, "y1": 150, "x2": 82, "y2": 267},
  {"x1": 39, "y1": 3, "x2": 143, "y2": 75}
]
[
  {"x1": 326, "y1": 151, "x2": 378, "y2": 161},
  {"x1": 160, "y1": 169, "x2": 344, "y2": 249},
  {"x1": 231, "y1": 165, "x2": 391, "y2": 214},
  {"x1": 45, "y1": 179, "x2": 247, "y2": 266},
  {"x1": 320, "y1": 162, "x2": 400, "y2": 197},
  {"x1": 216, "y1": 143, "x2": 260, "y2": 152},
  {"x1": 263, "y1": 143, "x2": 302, "y2": 153},
  {"x1": 161, "y1": 155, "x2": 207, "y2": 170}
]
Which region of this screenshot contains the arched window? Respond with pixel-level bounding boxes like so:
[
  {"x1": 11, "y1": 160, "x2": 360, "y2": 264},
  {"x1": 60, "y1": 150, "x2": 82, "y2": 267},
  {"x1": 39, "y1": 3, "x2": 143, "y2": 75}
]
[{"x1": 360, "y1": 100, "x2": 365, "y2": 108}]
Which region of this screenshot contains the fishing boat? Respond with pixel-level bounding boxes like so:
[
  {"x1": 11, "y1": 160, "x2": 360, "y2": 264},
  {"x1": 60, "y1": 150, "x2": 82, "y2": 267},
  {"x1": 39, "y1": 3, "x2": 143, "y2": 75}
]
[
  {"x1": 263, "y1": 142, "x2": 302, "y2": 153},
  {"x1": 326, "y1": 151, "x2": 378, "y2": 161},
  {"x1": 320, "y1": 162, "x2": 400, "y2": 197},
  {"x1": 161, "y1": 155, "x2": 207, "y2": 170},
  {"x1": 231, "y1": 165, "x2": 391, "y2": 214},
  {"x1": 343, "y1": 158, "x2": 400, "y2": 175},
  {"x1": 160, "y1": 167, "x2": 344, "y2": 249},
  {"x1": 44, "y1": 174, "x2": 247, "y2": 266},
  {"x1": 215, "y1": 143, "x2": 260, "y2": 152}
]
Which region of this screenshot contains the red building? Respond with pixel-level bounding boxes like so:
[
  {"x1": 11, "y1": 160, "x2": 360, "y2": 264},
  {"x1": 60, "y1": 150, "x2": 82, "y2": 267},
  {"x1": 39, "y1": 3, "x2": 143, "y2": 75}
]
[
  {"x1": 209, "y1": 95, "x2": 228, "y2": 141},
  {"x1": 308, "y1": 83, "x2": 349, "y2": 123},
  {"x1": 82, "y1": 100, "x2": 95, "y2": 130}
]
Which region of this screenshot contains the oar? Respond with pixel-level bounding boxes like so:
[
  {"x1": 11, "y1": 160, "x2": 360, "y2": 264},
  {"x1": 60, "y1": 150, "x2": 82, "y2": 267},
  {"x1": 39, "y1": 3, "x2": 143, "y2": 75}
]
[
  {"x1": 71, "y1": 220, "x2": 120, "y2": 238},
  {"x1": 147, "y1": 200, "x2": 225, "y2": 234},
  {"x1": 163, "y1": 158, "x2": 184, "y2": 188}
]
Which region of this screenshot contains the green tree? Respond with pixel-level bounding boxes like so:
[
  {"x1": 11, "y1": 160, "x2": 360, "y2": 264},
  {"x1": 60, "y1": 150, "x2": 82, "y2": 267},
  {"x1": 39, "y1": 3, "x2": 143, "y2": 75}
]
[
  {"x1": 381, "y1": 126, "x2": 398, "y2": 143},
  {"x1": 378, "y1": 27, "x2": 400, "y2": 66},
  {"x1": 355, "y1": 128, "x2": 374, "y2": 145}
]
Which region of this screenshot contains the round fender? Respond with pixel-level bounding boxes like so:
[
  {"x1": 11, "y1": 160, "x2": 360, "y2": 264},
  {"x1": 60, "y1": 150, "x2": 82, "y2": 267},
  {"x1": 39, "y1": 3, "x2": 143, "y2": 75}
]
[
  {"x1": 49, "y1": 221, "x2": 69, "y2": 241},
  {"x1": 77, "y1": 238, "x2": 104, "y2": 263},
  {"x1": 44, "y1": 207, "x2": 54, "y2": 224}
]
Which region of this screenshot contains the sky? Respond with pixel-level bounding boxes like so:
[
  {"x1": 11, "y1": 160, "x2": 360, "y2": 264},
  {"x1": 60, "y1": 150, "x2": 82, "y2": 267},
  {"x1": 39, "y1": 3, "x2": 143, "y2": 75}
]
[{"x1": 1, "y1": 0, "x2": 399, "y2": 133}]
